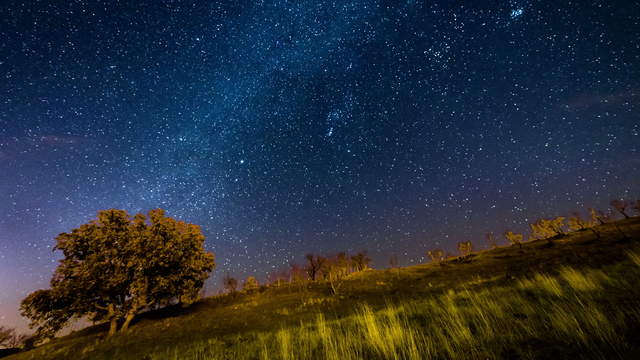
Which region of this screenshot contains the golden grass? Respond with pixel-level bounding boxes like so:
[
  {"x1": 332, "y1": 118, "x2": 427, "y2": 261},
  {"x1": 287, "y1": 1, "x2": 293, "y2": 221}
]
[{"x1": 144, "y1": 258, "x2": 639, "y2": 360}]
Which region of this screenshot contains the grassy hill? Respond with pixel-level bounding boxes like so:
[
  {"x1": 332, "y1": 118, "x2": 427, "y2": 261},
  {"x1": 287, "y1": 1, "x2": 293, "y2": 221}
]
[{"x1": 6, "y1": 217, "x2": 640, "y2": 360}]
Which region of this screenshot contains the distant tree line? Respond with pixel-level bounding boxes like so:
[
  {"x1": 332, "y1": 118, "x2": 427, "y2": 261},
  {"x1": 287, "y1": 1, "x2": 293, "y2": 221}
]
[
  {"x1": 426, "y1": 198, "x2": 640, "y2": 262},
  {"x1": 222, "y1": 251, "x2": 371, "y2": 296}
]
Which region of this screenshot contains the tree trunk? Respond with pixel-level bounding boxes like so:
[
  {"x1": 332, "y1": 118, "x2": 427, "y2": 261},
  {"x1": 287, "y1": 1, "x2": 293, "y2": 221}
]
[
  {"x1": 120, "y1": 311, "x2": 136, "y2": 332},
  {"x1": 107, "y1": 304, "x2": 118, "y2": 337},
  {"x1": 108, "y1": 318, "x2": 118, "y2": 337}
]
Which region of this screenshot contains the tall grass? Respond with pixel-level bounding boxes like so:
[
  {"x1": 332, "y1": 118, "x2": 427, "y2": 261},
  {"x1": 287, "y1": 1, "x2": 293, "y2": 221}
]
[
  {"x1": 150, "y1": 258, "x2": 640, "y2": 360},
  {"x1": 12, "y1": 252, "x2": 640, "y2": 360}
]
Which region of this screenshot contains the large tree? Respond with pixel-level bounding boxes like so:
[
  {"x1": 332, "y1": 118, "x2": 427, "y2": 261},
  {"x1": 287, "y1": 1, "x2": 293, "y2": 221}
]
[{"x1": 20, "y1": 209, "x2": 215, "y2": 339}]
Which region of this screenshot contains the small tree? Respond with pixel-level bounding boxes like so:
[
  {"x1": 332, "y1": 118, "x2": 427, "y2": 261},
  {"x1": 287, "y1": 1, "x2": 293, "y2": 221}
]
[
  {"x1": 350, "y1": 251, "x2": 371, "y2": 272},
  {"x1": 222, "y1": 273, "x2": 238, "y2": 293},
  {"x1": 504, "y1": 231, "x2": 523, "y2": 249},
  {"x1": 326, "y1": 254, "x2": 350, "y2": 295},
  {"x1": 590, "y1": 208, "x2": 611, "y2": 225},
  {"x1": 569, "y1": 212, "x2": 601, "y2": 240},
  {"x1": 0, "y1": 326, "x2": 28, "y2": 348},
  {"x1": 568, "y1": 213, "x2": 590, "y2": 231},
  {"x1": 304, "y1": 254, "x2": 328, "y2": 281},
  {"x1": 426, "y1": 249, "x2": 445, "y2": 263},
  {"x1": 530, "y1": 217, "x2": 565, "y2": 242},
  {"x1": 457, "y1": 241, "x2": 473, "y2": 256},
  {"x1": 243, "y1": 276, "x2": 259, "y2": 293},
  {"x1": 611, "y1": 200, "x2": 630, "y2": 219}
]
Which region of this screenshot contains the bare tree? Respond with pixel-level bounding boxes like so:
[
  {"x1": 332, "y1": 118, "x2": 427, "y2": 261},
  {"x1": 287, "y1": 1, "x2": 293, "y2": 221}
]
[
  {"x1": 350, "y1": 251, "x2": 371, "y2": 272},
  {"x1": 304, "y1": 254, "x2": 327, "y2": 281},
  {"x1": 486, "y1": 232, "x2": 498, "y2": 249},
  {"x1": 590, "y1": 208, "x2": 611, "y2": 225},
  {"x1": 611, "y1": 199, "x2": 630, "y2": 219}
]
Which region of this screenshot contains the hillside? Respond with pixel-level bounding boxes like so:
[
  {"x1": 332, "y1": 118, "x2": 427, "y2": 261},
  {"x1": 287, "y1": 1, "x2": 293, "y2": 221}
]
[{"x1": 6, "y1": 217, "x2": 640, "y2": 360}]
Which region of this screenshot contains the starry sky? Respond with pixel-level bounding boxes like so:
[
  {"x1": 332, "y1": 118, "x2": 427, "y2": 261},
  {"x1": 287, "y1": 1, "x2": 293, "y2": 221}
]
[{"x1": 1, "y1": 0, "x2": 639, "y2": 332}]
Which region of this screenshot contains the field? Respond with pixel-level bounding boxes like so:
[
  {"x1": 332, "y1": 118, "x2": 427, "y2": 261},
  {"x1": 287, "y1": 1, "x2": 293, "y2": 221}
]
[{"x1": 6, "y1": 217, "x2": 640, "y2": 360}]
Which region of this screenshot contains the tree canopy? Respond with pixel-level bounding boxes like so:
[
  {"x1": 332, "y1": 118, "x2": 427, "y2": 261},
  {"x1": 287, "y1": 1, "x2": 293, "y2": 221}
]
[{"x1": 20, "y1": 209, "x2": 215, "y2": 339}]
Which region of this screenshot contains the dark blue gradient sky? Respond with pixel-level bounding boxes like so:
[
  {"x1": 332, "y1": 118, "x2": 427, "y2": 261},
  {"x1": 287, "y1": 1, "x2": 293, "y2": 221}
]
[{"x1": 1, "y1": 0, "x2": 639, "y2": 331}]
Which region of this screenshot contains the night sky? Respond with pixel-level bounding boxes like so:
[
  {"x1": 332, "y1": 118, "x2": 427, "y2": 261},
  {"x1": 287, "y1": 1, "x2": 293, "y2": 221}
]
[{"x1": 1, "y1": 0, "x2": 639, "y2": 332}]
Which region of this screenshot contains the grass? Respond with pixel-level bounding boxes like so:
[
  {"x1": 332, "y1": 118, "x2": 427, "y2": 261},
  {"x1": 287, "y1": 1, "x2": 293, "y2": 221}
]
[{"x1": 7, "y1": 217, "x2": 640, "y2": 360}]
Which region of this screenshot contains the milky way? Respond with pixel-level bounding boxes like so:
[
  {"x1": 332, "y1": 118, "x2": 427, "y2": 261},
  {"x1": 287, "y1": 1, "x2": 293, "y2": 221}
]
[{"x1": 1, "y1": 1, "x2": 639, "y2": 331}]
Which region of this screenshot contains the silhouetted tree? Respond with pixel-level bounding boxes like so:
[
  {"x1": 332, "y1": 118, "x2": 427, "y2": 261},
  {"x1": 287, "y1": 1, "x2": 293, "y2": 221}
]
[
  {"x1": 223, "y1": 273, "x2": 238, "y2": 293},
  {"x1": 243, "y1": 276, "x2": 259, "y2": 293},
  {"x1": 20, "y1": 209, "x2": 215, "y2": 339},
  {"x1": 590, "y1": 208, "x2": 611, "y2": 225},
  {"x1": 457, "y1": 241, "x2": 473, "y2": 256},
  {"x1": 350, "y1": 251, "x2": 371, "y2": 272},
  {"x1": 504, "y1": 231, "x2": 523, "y2": 249},
  {"x1": 426, "y1": 249, "x2": 445, "y2": 263},
  {"x1": 611, "y1": 199, "x2": 630, "y2": 218},
  {"x1": 304, "y1": 254, "x2": 328, "y2": 281}
]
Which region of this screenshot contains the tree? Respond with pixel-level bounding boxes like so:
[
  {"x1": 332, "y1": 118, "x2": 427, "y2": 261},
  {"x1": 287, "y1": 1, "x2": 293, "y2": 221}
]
[
  {"x1": 457, "y1": 241, "x2": 473, "y2": 256},
  {"x1": 504, "y1": 231, "x2": 523, "y2": 249},
  {"x1": 0, "y1": 326, "x2": 28, "y2": 349},
  {"x1": 304, "y1": 254, "x2": 328, "y2": 281},
  {"x1": 590, "y1": 208, "x2": 610, "y2": 225},
  {"x1": 326, "y1": 253, "x2": 351, "y2": 295},
  {"x1": 350, "y1": 251, "x2": 371, "y2": 272},
  {"x1": 568, "y1": 213, "x2": 591, "y2": 231},
  {"x1": 243, "y1": 276, "x2": 259, "y2": 293},
  {"x1": 611, "y1": 199, "x2": 630, "y2": 219},
  {"x1": 530, "y1": 217, "x2": 566, "y2": 242},
  {"x1": 569, "y1": 212, "x2": 601, "y2": 240},
  {"x1": 426, "y1": 249, "x2": 444, "y2": 263},
  {"x1": 20, "y1": 209, "x2": 215, "y2": 339},
  {"x1": 222, "y1": 273, "x2": 238, "y2": 293}
]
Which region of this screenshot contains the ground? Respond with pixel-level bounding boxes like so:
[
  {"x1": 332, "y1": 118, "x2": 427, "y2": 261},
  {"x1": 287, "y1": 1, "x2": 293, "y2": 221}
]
[{"x1": 5, "y1": 217, "x2": 640, "y2": 359}]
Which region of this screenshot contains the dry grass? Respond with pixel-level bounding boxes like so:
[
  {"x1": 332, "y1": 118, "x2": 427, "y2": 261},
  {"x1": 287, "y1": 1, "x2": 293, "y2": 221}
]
[
  {"x1": 8, "y1": 218, "x2": 640, "y2": 360},
  {"x1": 49, "y1": 254, "x2": 636, "y2": 360}
]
